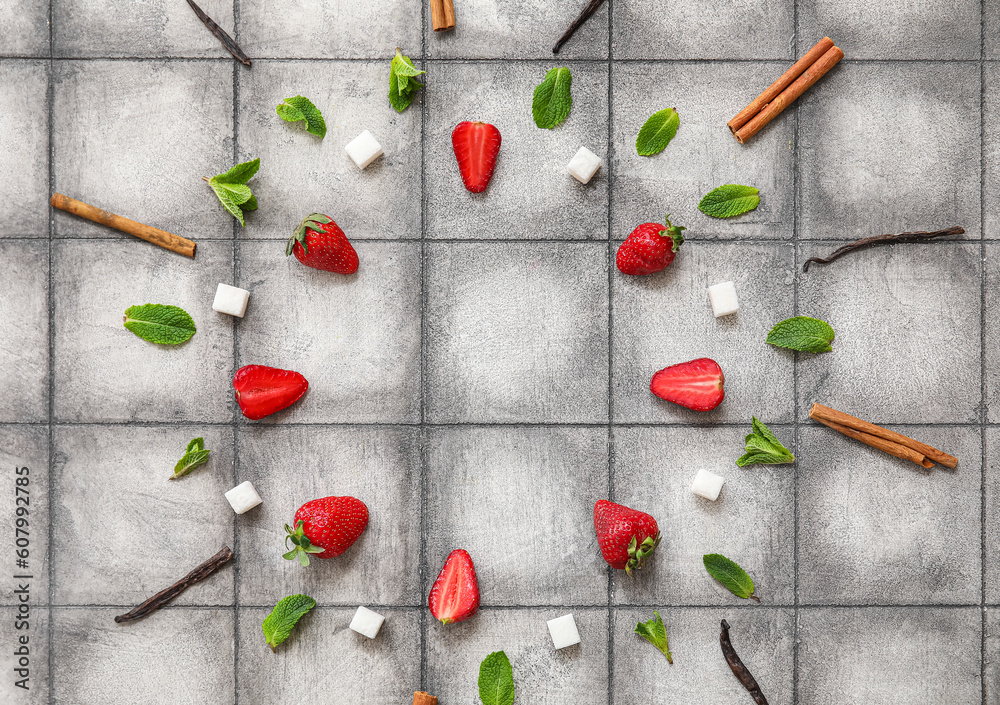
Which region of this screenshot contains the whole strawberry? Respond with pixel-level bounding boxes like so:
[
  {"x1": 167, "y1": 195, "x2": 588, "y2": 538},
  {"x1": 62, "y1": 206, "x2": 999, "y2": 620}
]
[
  {"x1": 616, "y1": 215, "x2": 685, "y2": 275},
  {"x1": 594, "y1": 499, "x2": 661, "y2": 577},
  {"x1": 286, "y1": 213, "x2": 359, "y2": 274},
  {"x1": 283, "y1": 496, "x2": 369, "y2": 567}
]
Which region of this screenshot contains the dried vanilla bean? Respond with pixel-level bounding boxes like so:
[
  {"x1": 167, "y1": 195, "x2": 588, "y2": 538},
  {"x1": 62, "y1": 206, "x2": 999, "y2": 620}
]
[
  {"x1": 114, "y1": 546, "x2": 234, "y2": 623},
  {"x1": 185, "y1": 0, "x2": 251, "y2": 67},
  {"x1": 802, "y1": 226, "x2": 964, "y2": 272},
  {"x1": 552, "y1": 0, "x2": 606, "y2": 54},
  {"x1": 720, "y1": 620, "x2": 769, "y2": 705}
]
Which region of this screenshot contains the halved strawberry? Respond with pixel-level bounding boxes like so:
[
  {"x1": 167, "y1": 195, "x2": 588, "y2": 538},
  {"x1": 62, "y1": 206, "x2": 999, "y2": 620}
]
[
  {"x1": 452, "y1": 121, "x2": 501, "y2": 193},
  {"x1": 232, "y1": 364, "x2": 309, "y2": 420},
  {"x1": 650, "y1": 357, "x2": 724, "y2": 412},
  {"x1": 428, "y1": 549, "x2": 480, "y2": 625}
]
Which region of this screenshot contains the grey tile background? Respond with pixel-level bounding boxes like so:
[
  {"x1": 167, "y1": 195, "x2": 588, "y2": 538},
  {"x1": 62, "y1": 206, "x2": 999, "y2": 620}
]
[{"x1": 0, "y1": 0, "x2": 994, "y2": 703}]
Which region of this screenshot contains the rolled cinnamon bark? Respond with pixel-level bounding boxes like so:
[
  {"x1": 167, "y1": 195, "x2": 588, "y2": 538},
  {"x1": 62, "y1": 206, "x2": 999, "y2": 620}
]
[
  {"x1": 815, "y1": 417, "x2": 934, "y2": 469},
  {"x1": 413, "y1": 692, "x2": 438, "y2": 705},
  {"x1": 51, "y1": 193, "x2": 197, "y2": 258},
  {"x1": 733, "y1": 43, "x2": 844, "y2": 144},
  {"x1": 728, "y1": 37, "x2": 834, "y2": 134},
  {"x1": 430, "y1": 0, "x2": 455, "y2": 31},
  {"x1": 809, "y1": 403, "x2": 958, "y2": 469}
]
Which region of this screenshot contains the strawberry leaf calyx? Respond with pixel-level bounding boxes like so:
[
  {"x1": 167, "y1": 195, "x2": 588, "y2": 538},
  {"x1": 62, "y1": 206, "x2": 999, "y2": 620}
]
[
  {"x1": 286, "y1": 213, "x2": 333, "y2": 257},
  {"x1": 283, "y1": 520, "x2": 325, "y2": 567},
  {"x1": 660, "y1": 214, "x2": 686, "y2": 252},
  {"x1": 624, "y1": 532, "x2": 661, "y2": 578}
]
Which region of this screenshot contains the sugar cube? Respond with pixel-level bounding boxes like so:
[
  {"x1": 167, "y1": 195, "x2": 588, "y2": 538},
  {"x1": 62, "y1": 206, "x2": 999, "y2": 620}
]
[
  {"x1": 212, "y1": 283, "x2": 250, "y2": 318},
  {"x1": 349, "y1": 606, "x2": 385, "y2": 639},
  {"x1": 708, "y1": 281, "x2": 739, "y2": 317},
  {"x1": 547, "y1": 613, "x2": 581, "y2": 649},
  {"x1": 691, "y1": 469, "x2": 726, "y2": 501},
  {"x1": 345, "y1": 130, "x2": 384, "y2": 170},
  {"x1": 567, "y1": 146, "x2": 602, "y2": 184},
  {"x1": 224, "y1": 481, "x2": 262, "y2": 514}
]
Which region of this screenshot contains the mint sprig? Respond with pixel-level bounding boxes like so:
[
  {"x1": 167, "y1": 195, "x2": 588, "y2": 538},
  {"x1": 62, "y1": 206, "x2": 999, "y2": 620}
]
[
  {"x1": 262, "y1": 594, "x2": 316, "y2": 651},
  {"x1": 205, "y1": 158, "x2": 260, "y2": 227},
  {"x1": 634, "y1": 611, "x2": 673, "y2": 664},
  {"x1": 703, "y1": 553, "x2": 758, "y2": 601},
  {"x1": 389, "y1": 48, "x2": 425, "y2": 113},
  {"x1": 766, "y1": 316, "x2": 835, "y2": 353},
  {"x1": 479, "y1": 651, "x2": 514, "y2": 705},
  {"x1": 170, "y1": 437, "x2": 210, "y2": 480},
  {"x1": 737, "y1": 416, "x2": 795, "y2": 467},
  {"x1": 123, "y1": 304, "x2": 196, "y2": 345},
  {"x1": 276, "y1": 95, "x2": 326, "y2": 138},
  {"x1": 698, "y1": 184, "x2": 760, "y2": 218},
  {"x1": 532, "y1": 67, "x2": 572, "y2": 129},
  {"x1": 636, "y1": 108, "x2": 679, "y2": 156}
]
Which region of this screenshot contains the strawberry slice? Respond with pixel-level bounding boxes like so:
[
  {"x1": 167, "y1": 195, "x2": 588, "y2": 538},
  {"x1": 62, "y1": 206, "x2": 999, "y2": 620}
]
[
  {"x1": 232, "y1": 365, "x2": 309, "y2": 420},
  {"x1": 428, "y1": 549, "x2": 480, "y2": 625},
  {"x1": 452, "y1": 121, "x2": 501, "y2": 193},
  {"x1": 650, "y1": 357, "x2": 725, "y2": 412}
]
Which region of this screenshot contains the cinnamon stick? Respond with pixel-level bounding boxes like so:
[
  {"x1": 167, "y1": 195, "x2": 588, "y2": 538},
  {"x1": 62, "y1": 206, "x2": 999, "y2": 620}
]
[
  {"x1": 413, "y1": 692, "x2": 438, "y2": 705},
  {"x1": 809, "y1": 403, "x2": 958, "y2": 469},
  {"x1": 114, "y1": 546, "x2": 234, "y2": 623},
  {"x1": 816, "y1": 418, "x2": 934, "y2": 469},
  {"x1": 51, "y1": 193, "x2": 196, "y2": 258},
  {"x1": 732, "y1": 42, "x2": 844, "y2": 144},
  {"x1": 728, "y1": 37, "x2": 834, "y2": 135},
  {"x1": 430, "y1": 0, "x2": 455, "y2": 31}
]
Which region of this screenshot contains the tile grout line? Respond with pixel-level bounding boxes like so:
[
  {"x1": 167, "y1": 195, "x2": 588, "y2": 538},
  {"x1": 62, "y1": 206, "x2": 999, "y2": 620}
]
[
  {"x1": 46, "y1": 0, "x2": 55, "y2": 700},
  {"x1": 606, "y1": 4, "x2": 616, "y2": 704},
  {"x1": 981, "y1": 1, "x2": 988, "y2": 701},
  {"x1": 419, "y1": 0, "x2": 429, "y2": 692},
  {"x1": 231, "y1": 0, "x2": 242, "y2": 699},
  {"x1": 791, "y1": 7, "x2": 800, "y2": 703}
]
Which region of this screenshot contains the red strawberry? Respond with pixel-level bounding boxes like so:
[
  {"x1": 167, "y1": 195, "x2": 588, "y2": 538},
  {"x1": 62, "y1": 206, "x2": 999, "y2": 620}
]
[
  {"x1": 452, "y1": 121, "x2": 501, "y2": 193},
  {"x1": 650, "y1": 357, "x2": 725, "y2": 412},
  {"x1": 286, "y1": 213, "x2": 359, "y2": 274},
  {"x1": 594, "y1": 500, "x2": 661, "y2": 577},
  {"x1": 616, "y1": 216, "x2": 686, "y2": 275},
  {"x1": 428, "y1": 549, "x2": 480, "y2": 625},
  {"x1": 232, "y1": 365, "x2": 309, "y2": 420},
  {"x1": 283, "y1": 496, "x2": 369, "y2": 567}
]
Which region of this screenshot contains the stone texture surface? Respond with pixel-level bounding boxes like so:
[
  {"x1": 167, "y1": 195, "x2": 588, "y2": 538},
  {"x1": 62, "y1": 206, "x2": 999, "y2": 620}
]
[
  {"x1": 237, "y1": 61, "x2": 421, "y2": 240},
  {"x1": 0, "y1": 242, "x2": 49, "y2": 423},
  {"x1": 425, "y1": 242, "x2": 609, "y2": 423},
  {"x1": 1, "y1": 1, "x2": 994, "y2": 700},
  {"x1": 797, "y1": 607, "x2": 981, "y2": 703},
  {"x1": 0, "y1": 61, "x2": 49, "y2": 237},
  {"x1": 611, "y1": 62, "x2": 795, "y2": 241}
]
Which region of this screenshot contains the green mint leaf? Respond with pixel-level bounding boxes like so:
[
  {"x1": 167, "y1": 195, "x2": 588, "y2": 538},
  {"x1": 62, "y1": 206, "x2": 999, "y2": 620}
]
[
  {"x1": 123, "y1": 304, "x2": 196, "y2": 345},
  {"x1": 634, "y1": 611, "x2": 673, "y2": 663},
  {"x1": 703, "y1": 553, "x2": 757, "y2": 600},
  {"x1": 766, "y1": 316, "x2": 835, "y2": 353},
  {"x1": 262, "y1": 594, "x2": 316, "y2": 651},
  {"x1": 207, "y1": 159, "x2": 259, "y2": 226},
  {"x1": 635, "y1": 107, "x2": 679, "y2": 156},
  {"x1": 389, "y1": 49, "x2": 424, "y2": 113},
  {"x1": 737, "y1": 416, "x2": 795, "y2": 467},
  {"x1": 276, "y1": 96, "x2": 327, "y2": 138},
  {"x1": 171, "y1": 437, "x2": 210, "y2": 479},
  {"x1": 478, "y1": 651, "x2": 514, "y2": 705},
  {"x1": 698, "y1": 184, "x2": 760, "y2": 218},
  {"x1": 212, "y1": 157, "x2": 260, "y2": 185},
  {"x1": 532, "y1": 67, "x2": 573, "y2": 129}
]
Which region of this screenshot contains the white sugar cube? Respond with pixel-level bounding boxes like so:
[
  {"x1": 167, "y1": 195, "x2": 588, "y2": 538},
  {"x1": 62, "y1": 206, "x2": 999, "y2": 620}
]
[
  {"x1": 224, "y1": 481, "x2": 262, "y2": 514},
  {"x1": 350, "y1": 606, "x2": 385, "y2": 639},
  {"x1": 708, "y1": 281, "x2": 739, "y2": 317},
  {"x1": 567, "y1": 146, "x2": 602, "y2": 184},
  {"x1": 345, "y1": 130, "x2": 384, "y2": 169},
  {"x1": 547, "y1": 613, "x2": 581, "y2": 649},
  {"x1": 212, "y1": 283, "x2": 250, "y2": 318},
  {"x1": 691, "y1": 469, "x2": 726, "y2": 501}
]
